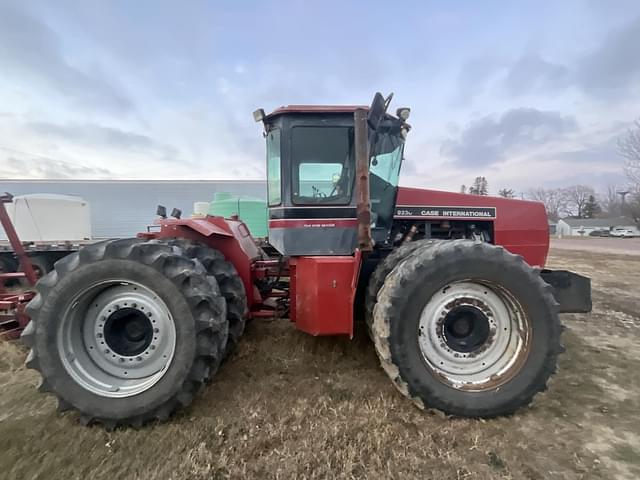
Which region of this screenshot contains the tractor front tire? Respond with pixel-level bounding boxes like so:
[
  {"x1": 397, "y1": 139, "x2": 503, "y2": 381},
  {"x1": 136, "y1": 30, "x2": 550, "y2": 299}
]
[
  {"x1": 161, "y1": 239, "x2": 247, "y2": 358},
  {"x1": 372, "y1": 240, "x2": 562, "y2": 417},
  {"x1": 21, "y1": 238, "x2": 228, "y2": 428}
]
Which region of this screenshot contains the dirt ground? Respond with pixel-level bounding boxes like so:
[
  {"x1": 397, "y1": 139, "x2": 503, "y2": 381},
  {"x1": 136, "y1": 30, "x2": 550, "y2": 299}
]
[
  {"x1": 551, "y1": 237, "x2": 640, "y2": 256},
  {"x1": 1, "y1": 247, "x2": 639, "y2": 480}
]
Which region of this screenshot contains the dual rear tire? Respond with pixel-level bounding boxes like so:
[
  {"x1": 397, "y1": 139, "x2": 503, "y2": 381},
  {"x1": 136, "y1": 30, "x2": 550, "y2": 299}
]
[{"x1": 22, "y1": 238, "x2": 246, "y2": 428}]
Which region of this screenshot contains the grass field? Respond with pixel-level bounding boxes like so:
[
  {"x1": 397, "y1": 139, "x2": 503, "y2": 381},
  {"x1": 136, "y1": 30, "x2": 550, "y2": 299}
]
[{"x1": 1, "y1": 248, "x2": 639, "y2": 479}]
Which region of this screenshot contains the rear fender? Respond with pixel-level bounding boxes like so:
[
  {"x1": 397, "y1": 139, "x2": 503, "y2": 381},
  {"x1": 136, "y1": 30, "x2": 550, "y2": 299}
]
[{"x1": 140, "y1": 216, "x2": 262, "y2": 308}]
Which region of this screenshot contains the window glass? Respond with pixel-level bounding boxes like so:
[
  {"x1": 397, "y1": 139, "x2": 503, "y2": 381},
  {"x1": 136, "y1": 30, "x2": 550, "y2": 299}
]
[
  {"x1": 266, "y1": 129, "x2": 281, "y2": 206},
  {"x1": 291, "y1": 126, "x2": 354, "y2": 204}
]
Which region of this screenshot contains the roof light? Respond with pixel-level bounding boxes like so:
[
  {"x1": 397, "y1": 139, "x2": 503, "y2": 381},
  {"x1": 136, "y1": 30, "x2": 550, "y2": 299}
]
[
  {"x1": 253, "y1": 108, "x2": 266, "y2": 123},
  {"x1": 396, "y1": 107, "x2": 411, "y2": 121}
]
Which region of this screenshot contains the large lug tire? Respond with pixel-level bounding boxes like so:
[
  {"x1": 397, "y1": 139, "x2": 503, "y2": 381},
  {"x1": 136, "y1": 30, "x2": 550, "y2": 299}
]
[
  {"x1": 161, "y1": 238, "x2": 247, "y2": 358},
  {"x1": 372, "y1": 240, "x2": 562, "y2": 417},
  {"x1": 21, "y1": 238, "x2": 228, "y2": 428},
  {"x1": 365, "y1": 239, "x2": 440, "y2": 336}
]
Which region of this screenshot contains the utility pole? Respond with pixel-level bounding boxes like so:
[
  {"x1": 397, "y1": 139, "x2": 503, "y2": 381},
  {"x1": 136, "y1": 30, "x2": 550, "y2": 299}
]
[{"x1": 618, "y1": 190, "x2": 630, "y2": 217}]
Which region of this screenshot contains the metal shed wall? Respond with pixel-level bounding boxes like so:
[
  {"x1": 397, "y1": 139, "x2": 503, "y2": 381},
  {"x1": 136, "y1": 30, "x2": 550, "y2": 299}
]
[{"x1": 0, "y1": 180, "x2": 266, "y2": 239}]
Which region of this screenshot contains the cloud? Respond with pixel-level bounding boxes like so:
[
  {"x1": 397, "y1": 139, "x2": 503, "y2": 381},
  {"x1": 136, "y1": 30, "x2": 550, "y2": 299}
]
[
  {"x1": 504, "y1": 53, "x2": 569, "y2": 96},
  {"x1": 441, "y1": 108, "x2": 577, "y2": 166},
  {"x1": 0, "y1": 3, "x2": 133, "y2": 114},
  {"x1": 26, "y1": 122, "x2": 180, "y2": 162},
  {"x1": 576, "y1": 16, "x2": 640, "y2": 98},
  {"x1": 453, "y1": 57, "x2": 505, "y2": 105},
  {"x1": 1, "y1": 155, "x2": 112, "y2": 179}
]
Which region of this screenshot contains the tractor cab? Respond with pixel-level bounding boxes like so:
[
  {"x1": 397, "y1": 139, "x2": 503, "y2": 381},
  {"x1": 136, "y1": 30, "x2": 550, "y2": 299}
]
[{"x1": 254, "y1": 93, "x2": 410, "y2": 256}]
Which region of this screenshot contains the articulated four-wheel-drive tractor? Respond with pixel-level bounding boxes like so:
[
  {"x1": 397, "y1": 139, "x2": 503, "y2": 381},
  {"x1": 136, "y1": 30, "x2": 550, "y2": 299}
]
[{"x1": 21, "y1": 93, "x2": 591, "y2": 428}]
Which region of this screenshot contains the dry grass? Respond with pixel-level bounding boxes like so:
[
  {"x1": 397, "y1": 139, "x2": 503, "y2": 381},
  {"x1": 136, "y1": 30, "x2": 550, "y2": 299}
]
[{"x1": 0, "y1": 249, "x2": 639, "y2": 479}]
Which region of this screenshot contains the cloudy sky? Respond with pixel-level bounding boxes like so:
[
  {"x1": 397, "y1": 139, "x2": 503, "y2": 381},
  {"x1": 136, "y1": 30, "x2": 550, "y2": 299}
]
[{"x1": 1, "y1": 0, "x2": 639, "y2": 194}]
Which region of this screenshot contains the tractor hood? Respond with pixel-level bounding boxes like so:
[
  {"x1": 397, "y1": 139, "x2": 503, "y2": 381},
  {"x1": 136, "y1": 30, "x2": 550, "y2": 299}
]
[{"x1": 395, "y1": 187, "x2": 550, "y2": 267}]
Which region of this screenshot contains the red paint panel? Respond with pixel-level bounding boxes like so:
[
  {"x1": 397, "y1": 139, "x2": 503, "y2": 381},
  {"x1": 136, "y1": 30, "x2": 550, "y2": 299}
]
[
  {"x1": 268, "y1": 219, "x2": 358, "y2": 229},
  {"x1": 396, "y1": 187, "x2": 549, "y2": 267},
  {"x1": 289, "y1": 255, "x2": 361, "y2": 337}
]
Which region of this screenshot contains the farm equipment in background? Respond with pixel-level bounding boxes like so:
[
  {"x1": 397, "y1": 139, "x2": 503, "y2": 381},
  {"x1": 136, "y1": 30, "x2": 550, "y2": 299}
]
[
  {"x1": 0, "y1": 193, "x2": 37, "y2": 339},
  {"x1": 21, "y1": 93, "x2": 591, "y2": 428}
]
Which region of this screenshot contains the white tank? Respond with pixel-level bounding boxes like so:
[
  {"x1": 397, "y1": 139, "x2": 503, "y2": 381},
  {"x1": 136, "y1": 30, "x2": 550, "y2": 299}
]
[
  {"x1": 8, "y1": 194, "x2": 92, "y2": 241},
  {"x1": 192, "y1": 201, "x2": 209, "y2": 217}
]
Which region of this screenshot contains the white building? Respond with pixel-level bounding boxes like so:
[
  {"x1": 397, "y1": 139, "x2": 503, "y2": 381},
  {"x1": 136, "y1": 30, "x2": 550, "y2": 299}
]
[
  {"x1": 0, "y1": 179, "x2": 266, "y2": 239},
  {"x1": 556, "y1": 217, "x2": 640, "y2": 237}
]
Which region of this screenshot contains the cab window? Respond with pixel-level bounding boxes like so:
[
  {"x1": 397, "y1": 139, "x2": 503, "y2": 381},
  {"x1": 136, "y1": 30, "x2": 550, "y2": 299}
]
[
  {"x1": 291, "y1": 126, "x2": 354, "y2": 205},
  {"x1": 266, "y1": 129, "x2": 281, "y2": 206}
]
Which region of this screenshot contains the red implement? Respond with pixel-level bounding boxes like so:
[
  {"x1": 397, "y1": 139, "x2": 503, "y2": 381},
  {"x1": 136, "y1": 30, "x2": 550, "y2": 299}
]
[{"x1": 0, "y1": 193, "x2": 37, "y2": 338}]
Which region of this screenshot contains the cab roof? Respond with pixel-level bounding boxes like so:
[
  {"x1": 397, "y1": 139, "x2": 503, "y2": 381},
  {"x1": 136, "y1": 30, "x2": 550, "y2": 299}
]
[{"x1": 265, "y1": 104, "x2": 368, "y2": 119}]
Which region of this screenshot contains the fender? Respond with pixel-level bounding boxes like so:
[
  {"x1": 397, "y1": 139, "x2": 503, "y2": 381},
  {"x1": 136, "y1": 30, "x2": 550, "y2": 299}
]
[{"x1": 138, "y1": 215, "x2": 263, "y2": 309}]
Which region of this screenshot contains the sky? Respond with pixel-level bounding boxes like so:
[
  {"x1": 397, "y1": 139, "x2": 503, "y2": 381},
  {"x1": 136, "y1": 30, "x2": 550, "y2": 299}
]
[{"x1": 1, "y1": 0, "x2": 639, "y2": 195}]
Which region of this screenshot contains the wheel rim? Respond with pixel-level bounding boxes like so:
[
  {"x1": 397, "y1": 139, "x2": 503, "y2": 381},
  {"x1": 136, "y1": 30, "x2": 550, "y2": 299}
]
[
  {"x1": 417, "y1": 280, "x2": 531, "y2": 391},
  {"x1": 58, "y1": 280, "x2": 176, "y2": 398}
]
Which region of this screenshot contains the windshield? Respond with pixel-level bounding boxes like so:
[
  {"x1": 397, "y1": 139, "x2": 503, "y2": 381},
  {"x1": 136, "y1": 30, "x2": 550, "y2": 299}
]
[{"x1": 370, "y1": 132, "x2": 404, "y2": 230}]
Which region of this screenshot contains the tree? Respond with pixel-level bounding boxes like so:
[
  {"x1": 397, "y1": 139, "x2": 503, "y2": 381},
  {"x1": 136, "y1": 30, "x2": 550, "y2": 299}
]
[
  {"x1": 564, "y1": 185, "x2": 596, "y2": 218},
  {"x1": 618, "y1": 119, "x2": 640, "y2": 188},
  {"x1": 627, "y1": 191, "x2": 640, "y2": 224},
  {"x1": 600, "y1": 185, "x2": 622, "y2": 217},
  {"x1": 527, "y1": 187, "x2": 568, "y2": 222},
  {"x1": 460, "y1": 185, "x2": 467, "y2": 194},
  {"x1": 469, "y1": 176, "x2": 489, "y2": 195},
  {"x1": 582, "y1": 194, "x2": 601, "y2": 218},
  {"x1": 498, "y1": 188, "x2": 515, "y2": 198}
]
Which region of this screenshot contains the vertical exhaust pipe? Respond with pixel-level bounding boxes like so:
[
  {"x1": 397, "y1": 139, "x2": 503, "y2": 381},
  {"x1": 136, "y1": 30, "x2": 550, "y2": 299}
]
[{"x1": 354, "y1": 108, "x2": 373, "y2": 252}]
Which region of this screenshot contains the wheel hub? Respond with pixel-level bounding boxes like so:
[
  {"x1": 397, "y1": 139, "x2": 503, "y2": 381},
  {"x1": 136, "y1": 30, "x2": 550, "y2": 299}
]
[
  {"x1": 104, "y1": 308, "x2": 153, "y2": 356},
  {"x1": 443, "y1": 306, "x2": 491, "y2": 353}
]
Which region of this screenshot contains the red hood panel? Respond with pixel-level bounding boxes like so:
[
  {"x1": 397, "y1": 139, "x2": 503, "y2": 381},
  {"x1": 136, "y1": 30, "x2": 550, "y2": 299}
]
[{"x1": 396, "y1": 187, "x2": 549, "y2": 267}]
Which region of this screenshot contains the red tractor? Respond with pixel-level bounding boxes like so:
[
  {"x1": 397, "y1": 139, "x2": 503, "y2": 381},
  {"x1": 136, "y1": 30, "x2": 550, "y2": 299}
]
[{"x1": 22, "y1": 93, "x2": 591, "y2": 428}]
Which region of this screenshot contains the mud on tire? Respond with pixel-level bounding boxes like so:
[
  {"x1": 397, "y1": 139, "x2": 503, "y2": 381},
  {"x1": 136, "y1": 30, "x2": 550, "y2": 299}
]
[
  {"x1": 365, "y1": 239, "x2": 440, "y2": 336},
  {"x1": 21, "y1": 238, "x2": 228, "y2": 428},
  {"x1": 372, "y1": 240, "x2": 562, "y2": 417},
  {"x1": 161, "y1": 238, "x2": 247, "y2": 358}
]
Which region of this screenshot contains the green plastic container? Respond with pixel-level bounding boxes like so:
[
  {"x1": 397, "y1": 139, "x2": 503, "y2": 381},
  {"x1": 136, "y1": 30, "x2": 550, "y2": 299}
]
[{"x1": 209, "y1": 193, "x2": 268, "y2": 238}]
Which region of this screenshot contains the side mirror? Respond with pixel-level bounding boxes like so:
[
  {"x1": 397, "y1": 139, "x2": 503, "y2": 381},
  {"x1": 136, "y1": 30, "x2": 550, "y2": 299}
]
[
  {"x1": 367, "y1": 92, "x2": 393, "y2": 130},
  {"x1": 170, "y1": 208, "x2": 182, "y2": 219}
]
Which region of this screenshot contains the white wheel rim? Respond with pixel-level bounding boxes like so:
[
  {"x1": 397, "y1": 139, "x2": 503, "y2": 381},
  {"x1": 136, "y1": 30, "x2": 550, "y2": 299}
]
[
  {"x1": 418, "y1": 280, "x2": 531, "y2": 391},
  {"x1": 58, "y1": 280, "x2": 176, "y2": 398}
]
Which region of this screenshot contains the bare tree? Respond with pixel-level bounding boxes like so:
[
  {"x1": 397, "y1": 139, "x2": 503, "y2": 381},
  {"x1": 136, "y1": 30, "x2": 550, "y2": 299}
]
[
  {"x1": 498, "y1": 188, "x2": 515, "y2": 198},
  {"x1": 618, "y1": 119, "x2": 640, "y2": 188},
  {"x1": 564, "y1": 185, "x2": 595, "y2": 218},
  {"x1": 527, "y1": 187, "x2": 567, "y2": 222},
  {"x1": 628, "y1": 192, "x2": 640, "y2": 224},
  {"x1": 600, "y1": 185, "x2": 622, "y2": 217}
]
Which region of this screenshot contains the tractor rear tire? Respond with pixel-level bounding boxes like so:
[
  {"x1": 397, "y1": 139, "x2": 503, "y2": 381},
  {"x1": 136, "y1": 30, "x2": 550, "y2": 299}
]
[
  {"x1": 21, "y1": 238, "x2": 228, "y2": 428},
  {"x1": 365, "y1": 239, "x2": 439, "y2": 336},
  {"x1": 161, "y1": 239, "x2": 247, "y2": 358},
  {"x1": 372, "y1": 240, "x2": 561, "y2": 417}
]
